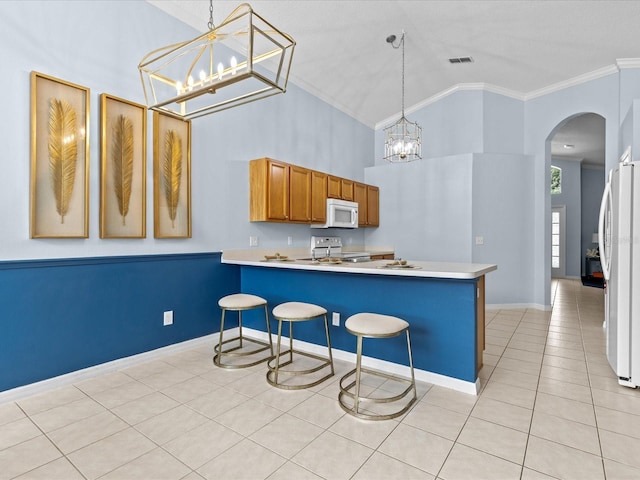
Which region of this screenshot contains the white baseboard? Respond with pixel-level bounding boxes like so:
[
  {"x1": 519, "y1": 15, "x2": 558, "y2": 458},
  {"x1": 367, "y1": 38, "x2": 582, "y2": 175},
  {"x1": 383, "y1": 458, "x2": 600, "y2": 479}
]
[
  {"x1": 244, "y1": 328, "x2": 479, "y2": 395},
  {"x1": 1, "y1": 324, "x2": 480, "y2": 405},
  {"x1": 487, "y1": 303, "x2": 551, "y2": 311},
  {"x1": 0, "y1": 335, "x2": 216, "y2": 405}
]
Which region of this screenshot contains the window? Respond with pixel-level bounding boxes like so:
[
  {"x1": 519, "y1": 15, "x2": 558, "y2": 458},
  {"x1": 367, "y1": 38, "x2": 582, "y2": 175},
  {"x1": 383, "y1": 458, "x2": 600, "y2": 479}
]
[
  {"x1": 552, "y1": 210, "x2": 560, "y2": 268},
  {"x1": 551, "y1": 166, "x2": 561, "y2": 194}
]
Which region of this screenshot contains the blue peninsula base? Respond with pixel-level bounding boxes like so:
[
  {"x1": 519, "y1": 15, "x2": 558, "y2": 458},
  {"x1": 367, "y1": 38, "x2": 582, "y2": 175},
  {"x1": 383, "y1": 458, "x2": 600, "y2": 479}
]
[{"x1": 236, "y1": 265, "x2": 484, "y2": 394}]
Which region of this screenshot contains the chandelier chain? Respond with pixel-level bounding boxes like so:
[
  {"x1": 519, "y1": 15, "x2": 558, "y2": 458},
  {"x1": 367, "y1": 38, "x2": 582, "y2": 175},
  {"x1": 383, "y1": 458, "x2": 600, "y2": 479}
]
[
  {"x1": 208, "y1": 0, "x2": 215, "y2": 30},
  {"x1": 401, "y1": 33, "x2": 405, "y2": 116}
]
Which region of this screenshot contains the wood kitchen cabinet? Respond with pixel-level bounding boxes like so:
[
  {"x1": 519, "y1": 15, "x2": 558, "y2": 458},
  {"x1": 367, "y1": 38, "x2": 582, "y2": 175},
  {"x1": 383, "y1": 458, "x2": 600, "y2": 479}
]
[
  {"x1": 327, "y1": 175, "x2": 342, "y2": 199},
  {"x1": 354, "y1": 182, "x2": 367, "y2": 226},
  {"x1": 366, "y1": 185, "x2": 379, "y2": 226},
  {"x1": 250, "y1": 158, "x2": 379, "y2": 226},
  {"x1": 250, "y1": 158, "x2": 327, "y2": 224},
  {"x1": 354, "y1": 182, "x2": 380, "y2": 227},
  {"x1": 310, "y1": 170, "x2": 328, "y2": 223},
  {"x1": 289, "y1": 165, "x2": 312, "y2": 222},
  {"x1": 250, "y1": 158, "x2": 289, "y2": 221},
  {"x1": 341, "y1": 179, "x2": 354, "y2": 200}
]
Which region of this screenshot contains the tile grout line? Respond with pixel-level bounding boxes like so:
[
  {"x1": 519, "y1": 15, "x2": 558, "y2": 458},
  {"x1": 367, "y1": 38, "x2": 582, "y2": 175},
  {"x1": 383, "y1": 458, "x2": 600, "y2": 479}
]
[
  {"x1": 575, "y1": 280, "x2": 608, "y2": 479},
  {"x1": 433, "y1": 307, "x2": 528, "y2": 479},
  {"x1": 518, "y1": 278, "x2": 570, "y2": 480}
]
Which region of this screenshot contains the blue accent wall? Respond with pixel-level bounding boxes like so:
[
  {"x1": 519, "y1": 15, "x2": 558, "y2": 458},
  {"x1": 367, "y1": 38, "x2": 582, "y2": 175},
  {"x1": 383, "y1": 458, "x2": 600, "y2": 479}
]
[
  {"x1": 239, "y1": 267, "x2": 479, "y2": 383},
  {"x1": 0, "y1": 253, "x2": 239, "y2": 392}
]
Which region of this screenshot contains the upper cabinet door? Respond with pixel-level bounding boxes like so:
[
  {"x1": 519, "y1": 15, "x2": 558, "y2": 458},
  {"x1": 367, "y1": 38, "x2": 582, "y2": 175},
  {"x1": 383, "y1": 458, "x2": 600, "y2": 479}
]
[
  {"x1": 366, "y1": 185, "x2": 379, "y2": 226},
  {"x1": 354, "y1": 182, "x2": 367, "y2": 226},
  {"x1": 311, "y1": 170, "x2": 328, "y2": 223},
  {"x1": 341, "y1": 179, "x2": 354, "y2": 200},
  {"x1": 327, "y1": 175, "x2": 342, "y2": 199},
  {"x1": 289, "y1": 165, "x2": 312, "y2": 222},
  {"x1": 267, "y1": 160, "x2": 290, "y2": 220},
  {"x1": 250, "y1": 158, "x2": 290, "y2": 222}
]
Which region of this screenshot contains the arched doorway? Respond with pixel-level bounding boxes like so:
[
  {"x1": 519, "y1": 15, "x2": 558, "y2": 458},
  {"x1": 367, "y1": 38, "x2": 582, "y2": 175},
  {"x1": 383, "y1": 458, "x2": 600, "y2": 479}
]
[{"x1": 545, "y1": 113, "x2": 606, "y2": 285}]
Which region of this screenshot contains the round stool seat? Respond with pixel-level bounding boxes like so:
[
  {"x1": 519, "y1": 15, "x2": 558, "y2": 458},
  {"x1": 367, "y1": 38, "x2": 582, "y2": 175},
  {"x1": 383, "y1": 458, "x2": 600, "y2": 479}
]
[
  {"x1": 218, "y1": 293, "x2": 267, "y2": 310},
  {"x1": 273, "y1": 302, "x2": 327, "y2": 320},
  {"x1": 345, "y1": 313, "x2": 409, "y2": 337}
]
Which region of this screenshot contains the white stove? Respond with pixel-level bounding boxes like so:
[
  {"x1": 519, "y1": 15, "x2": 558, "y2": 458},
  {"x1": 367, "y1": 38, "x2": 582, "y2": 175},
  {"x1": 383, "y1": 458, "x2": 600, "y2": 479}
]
[{"x1": 308, "y1": 236, "x2": 371, "y2": 262}]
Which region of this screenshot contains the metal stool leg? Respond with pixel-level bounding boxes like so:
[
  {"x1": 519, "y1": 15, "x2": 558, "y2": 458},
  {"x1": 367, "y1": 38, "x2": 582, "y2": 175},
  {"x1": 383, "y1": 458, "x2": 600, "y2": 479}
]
[
  {"x1": 323, "y1": 314, "x2": 335, "y2": 376},
  {"x1": 354, "y1": 334, "x2": 363, "y2": 414},
  {"x1": 406, "y1": 329, "x2": 417, "y2": 399},
  {"x1": 264, "y1": 304, "x2": 274, "y2": 355},
  {"x1": 273, "y1": 319, "x2": 284, "y2": 384},
  {"x1": 214, "y1": 308, "x2": 227, "y2": 367}
]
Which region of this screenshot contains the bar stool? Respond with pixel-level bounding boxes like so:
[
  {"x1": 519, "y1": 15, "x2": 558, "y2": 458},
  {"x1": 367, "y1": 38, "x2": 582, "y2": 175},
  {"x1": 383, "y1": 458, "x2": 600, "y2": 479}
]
[
  {"x1": 338, "y1": 312, "x2": 417, "y2": 420},
  {"x1": 267, "y1": 302, "x2": 334, "y2": 390},
  {"x1": 214, "y1": 293, "x2": 273, "y2": 369}
]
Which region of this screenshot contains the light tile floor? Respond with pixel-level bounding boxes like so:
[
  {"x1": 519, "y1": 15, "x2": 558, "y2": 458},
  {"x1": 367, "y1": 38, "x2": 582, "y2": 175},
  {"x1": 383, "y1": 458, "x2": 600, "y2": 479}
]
[{"x1": 2, "y1": 279, "x2": 640, "y2": 479}]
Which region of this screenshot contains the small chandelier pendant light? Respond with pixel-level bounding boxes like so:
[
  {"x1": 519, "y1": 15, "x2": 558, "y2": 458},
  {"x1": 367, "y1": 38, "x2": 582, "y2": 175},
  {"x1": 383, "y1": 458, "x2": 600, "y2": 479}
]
[
  {"x1": 138, "y1": 1, "x2": 295, "y2": 120},
  {"x1": 384, "y1": 31, "x2": 422, "y2": 163}
]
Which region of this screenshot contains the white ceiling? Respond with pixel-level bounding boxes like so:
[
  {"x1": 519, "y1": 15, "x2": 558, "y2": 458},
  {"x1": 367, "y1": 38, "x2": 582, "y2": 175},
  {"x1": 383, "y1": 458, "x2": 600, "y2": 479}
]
[{"x1": 147, "y1": 0, "x2": 640, "y2": 166}]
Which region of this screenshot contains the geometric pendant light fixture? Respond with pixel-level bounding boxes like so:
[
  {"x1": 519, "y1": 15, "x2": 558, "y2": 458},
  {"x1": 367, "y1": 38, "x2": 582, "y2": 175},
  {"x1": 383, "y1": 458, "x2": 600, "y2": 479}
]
[
  {"x1": 383, "y1": 31, "x2": 422, "y2": 163},
  {"x1": 138, "y1": 2, "x2": 295, "y2": 120}
]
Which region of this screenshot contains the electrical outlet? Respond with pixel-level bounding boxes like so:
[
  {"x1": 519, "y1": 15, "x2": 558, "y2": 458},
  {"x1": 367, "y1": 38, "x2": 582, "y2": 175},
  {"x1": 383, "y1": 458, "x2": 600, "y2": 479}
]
[
  {"x1": 249, "y1": 236, "x2": 259, "y2": 247},
  {"x1": 475, "y1": 236, "x2": 484, "y2": 245},
  {"x1": 287, "y1": 236, "x2": 293, "y2": 246},
  {"x1": 332, "y1": 312, "x2": 340, "y2": 327},
  {"x1": 163, "y1": 310, "x2": 173, "y2": 326}
]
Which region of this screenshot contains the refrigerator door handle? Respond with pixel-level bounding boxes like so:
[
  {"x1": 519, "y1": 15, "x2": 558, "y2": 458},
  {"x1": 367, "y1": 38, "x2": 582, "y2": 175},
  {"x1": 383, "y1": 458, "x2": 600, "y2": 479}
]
[{"x1": 598, "y1": 180, "x2": 612, "y2": 281}]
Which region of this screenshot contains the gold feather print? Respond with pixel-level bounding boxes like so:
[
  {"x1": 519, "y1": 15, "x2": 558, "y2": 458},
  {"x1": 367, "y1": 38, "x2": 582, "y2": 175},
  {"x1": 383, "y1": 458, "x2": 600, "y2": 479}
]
[
  {"x1": 163, "y1": 130, "x2": 182, "y2": 228},
  {"x1": 48, "y1": 98, "x2": 78, "y2": 224},
  {"x1": 112, "y1": 115, "x2": 134, "y2": 225}
]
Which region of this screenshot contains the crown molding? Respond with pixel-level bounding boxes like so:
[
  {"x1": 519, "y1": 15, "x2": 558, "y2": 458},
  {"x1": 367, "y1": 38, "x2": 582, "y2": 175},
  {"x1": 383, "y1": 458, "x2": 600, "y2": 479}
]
[
  {"x1": 377, "y1": 59, "x2": 640, "y2": 130},
  {"x1": 524, "y1": 64, "x2": 619, "y2": 101},
  {"x1": 617, "y1": 58, "x2": 640, "y2": 69},
  {"x1": 376, "y1": 83, "x2": 524, "y2": 130}
]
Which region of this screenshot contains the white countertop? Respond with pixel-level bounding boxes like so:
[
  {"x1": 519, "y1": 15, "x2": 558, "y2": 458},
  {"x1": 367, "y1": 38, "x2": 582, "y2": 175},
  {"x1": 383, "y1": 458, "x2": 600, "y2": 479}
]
[{"x1": 222, "y1": 250, "x2": 496, "y2": 280}]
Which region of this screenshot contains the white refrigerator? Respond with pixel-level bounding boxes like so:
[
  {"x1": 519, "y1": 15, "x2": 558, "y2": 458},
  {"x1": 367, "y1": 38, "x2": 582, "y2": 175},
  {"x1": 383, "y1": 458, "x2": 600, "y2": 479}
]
[{"x1": 598, "y1": 147, "x2": 640, "y2": 388}]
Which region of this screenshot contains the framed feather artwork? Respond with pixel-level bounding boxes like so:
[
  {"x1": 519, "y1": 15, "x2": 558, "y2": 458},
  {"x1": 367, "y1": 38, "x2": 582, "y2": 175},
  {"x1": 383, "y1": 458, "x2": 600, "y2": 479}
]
[
  {"x1": 99, "y1": 94, "x2": 147, "y2": 238},
  {"x1": 30, "y1": 71, "x2": 90, "y2": 238},
  {"x1": 153, "y1": 111, "x2": 191, "y2": 238}
]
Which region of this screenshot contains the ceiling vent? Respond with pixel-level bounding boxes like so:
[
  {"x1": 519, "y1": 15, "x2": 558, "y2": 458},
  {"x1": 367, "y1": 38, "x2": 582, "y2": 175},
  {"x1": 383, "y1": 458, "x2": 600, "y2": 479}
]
[{"x1": 449, "y1": 56, "x2": 474, "y2": 64}]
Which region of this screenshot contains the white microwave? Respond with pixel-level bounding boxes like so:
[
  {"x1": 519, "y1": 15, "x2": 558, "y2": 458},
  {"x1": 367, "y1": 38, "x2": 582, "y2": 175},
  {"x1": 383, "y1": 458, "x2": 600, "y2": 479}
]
[{"x1": 310, "y1": 199, "x2": 359, "y2": 229}]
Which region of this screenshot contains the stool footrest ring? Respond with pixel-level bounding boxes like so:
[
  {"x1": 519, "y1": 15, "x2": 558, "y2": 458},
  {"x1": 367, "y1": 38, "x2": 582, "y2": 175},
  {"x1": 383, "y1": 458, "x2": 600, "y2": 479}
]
[
  {"x1": 338, "y1": 367, "x2": 417, "y2": 421},
  {"x1": 213, "y1": 336, "x2": 272, "y2": 369},
  {"x1": 266, "y1": 349, "x2": 334, "y2": 390}
]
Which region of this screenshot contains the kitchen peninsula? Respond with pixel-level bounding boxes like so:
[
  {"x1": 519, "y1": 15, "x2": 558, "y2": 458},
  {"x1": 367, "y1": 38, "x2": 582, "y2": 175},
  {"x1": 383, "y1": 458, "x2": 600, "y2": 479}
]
[{"x1": 222, "y1": 250, "x2": 497, "y2": 394}]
